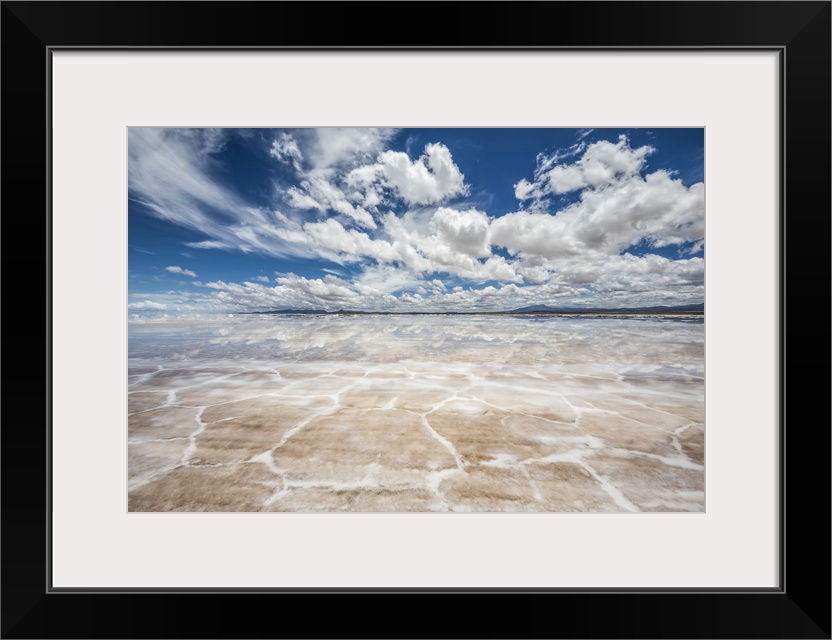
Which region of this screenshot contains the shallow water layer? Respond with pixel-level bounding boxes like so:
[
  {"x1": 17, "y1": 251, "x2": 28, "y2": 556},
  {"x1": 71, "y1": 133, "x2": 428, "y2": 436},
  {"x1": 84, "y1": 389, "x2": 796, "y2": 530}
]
[{"x1": 128, "y1": 314, "x2": 704, "y2": 512}]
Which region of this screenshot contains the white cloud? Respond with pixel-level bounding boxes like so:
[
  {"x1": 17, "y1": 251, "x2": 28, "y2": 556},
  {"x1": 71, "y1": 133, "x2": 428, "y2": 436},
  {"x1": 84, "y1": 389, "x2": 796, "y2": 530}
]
[
  {"x1": 374, "y1": 208, "x2": 519, "y2": 284},
  {"x1": 275, "y1": 136, "x2": 467, "y2": 230},
  {"x1": 182, "y1": 252, "x2": 701, "y2": 314},
  {"x1": 514, "y1": 135, "x2": 655, "y2": 205},
  {"x1": 377, "y1": 143, "x2": 468, "y2": 205},
  {"x1": 178, "y1": 128, "x2": 229, "y2": 155},
  {"x1": 185, "y1": 240, "x2": 230, "y2": 250},
  {"x1": 274, "y1": 273, "x2": 359, "y2": 303},
  {"x1": 430, "y1": 207, "x2": 491, "y2": 258},
  {"x1": 253, "y1": 275, "x2": 270, "y2": 282},
  {"x1": 270, "y1": 130, "x2": 397, "y2": 230},
  {"x1": 355, "y1": 265, "x2": 425, "y2": 295},
  {"x1": 202, "y1": 274, "x2": 398, "y2": 311},
  {"x1": 166, "y1": 265, "x2": 197, "y2": 278},
  {"x1": 306, "y1": 128, "x2": 397, "y2": 170},
  {"x1": 128, "y1": 301, "x2": 167, "y2": 310},
  {"x1": 303, "y1": 218, "x2": 398, "y2": 262},
  {"x1": 284, "y1": 186, "x2": 323, "y2": 211},
  {"x1": 495, "y1": 172, "x2": 704, "y2": 259},
  {"x1": 288, "y1": 175, "x2": 376, "y2": 229},
  {"x1": 495, "y1": 137, "x2": 704, "y2": 267},
  {"x1": 129, "y1": 129, "x2": 319, "y2": 261},
  {"x1": 269, "y1": 133, "x2": 303, "y2": 171}
]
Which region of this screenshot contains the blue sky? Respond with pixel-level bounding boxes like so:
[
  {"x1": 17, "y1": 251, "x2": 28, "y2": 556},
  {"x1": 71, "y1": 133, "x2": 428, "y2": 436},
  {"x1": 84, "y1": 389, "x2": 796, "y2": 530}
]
[{"x1": 128, "y1": 127, "x2": 704, "y2": 315}]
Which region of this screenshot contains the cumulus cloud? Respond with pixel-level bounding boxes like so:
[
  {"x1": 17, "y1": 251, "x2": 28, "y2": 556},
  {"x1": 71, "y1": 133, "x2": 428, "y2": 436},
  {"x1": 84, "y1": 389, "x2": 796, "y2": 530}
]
[
  {"x1": 430, "y1": 207, "x2": 491, "y2": 258},
  {"x1": 514, "y1": 135, "x2": 655, "y2": 205},
  {"x1": 276, "y1": 138, "x2": 467, "y2": 232},
  {"x1": 166, "y1": 265, "x2": 197, "y2": 278},
  {"x1": 495, "y1": 137, "x2": 704, "y2": 265},
  {"x1": 303, "y1": 218, "x2": 398, "y2": 262},
  {"x1": 377, "y1": 143, "x2": 468, "y2": 205},
  {"x1": 355, "y1": 265, "x2": 429, "y2": 295},
  {"x1": 494, "y1": 174, "x2": 703, "y2": 260},
  {"x1": 373, "y1": 209, "x2": 515, "y2": 283}
]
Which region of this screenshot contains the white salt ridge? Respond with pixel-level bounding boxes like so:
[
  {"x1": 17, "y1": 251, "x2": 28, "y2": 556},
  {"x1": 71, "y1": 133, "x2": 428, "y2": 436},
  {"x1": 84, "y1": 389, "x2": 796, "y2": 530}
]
[
  {"x1": 419, "y1": 415, "x2": 465, "y2": 470},
  {"x1": 180, "y1": 406, "x2": 207, "y2": 465},
  {"x1": 577, "y1": 461, "x2": 640, "y2": 512}
]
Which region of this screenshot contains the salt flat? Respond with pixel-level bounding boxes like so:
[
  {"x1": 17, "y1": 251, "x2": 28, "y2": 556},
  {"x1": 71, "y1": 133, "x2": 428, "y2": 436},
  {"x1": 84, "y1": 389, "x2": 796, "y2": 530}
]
[{"x1": 128, "y1": 314, "x2": 704, "y2": 512}]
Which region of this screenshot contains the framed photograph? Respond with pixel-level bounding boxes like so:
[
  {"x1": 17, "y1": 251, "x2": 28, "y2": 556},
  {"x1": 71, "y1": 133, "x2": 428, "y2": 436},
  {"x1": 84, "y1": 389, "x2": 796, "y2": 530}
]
[
  {"x1": 3, "y1": 2, "x2": 829, "y2": 638},
  {"x1": 125, "y1": 123, "x2": 708, "y2": 518}
]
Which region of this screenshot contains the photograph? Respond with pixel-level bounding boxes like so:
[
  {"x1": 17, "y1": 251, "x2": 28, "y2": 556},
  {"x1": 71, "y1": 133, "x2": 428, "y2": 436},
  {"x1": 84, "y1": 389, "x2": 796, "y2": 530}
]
[{"x1": 128, "y1": 127, "x2": 705, "y2": 513}]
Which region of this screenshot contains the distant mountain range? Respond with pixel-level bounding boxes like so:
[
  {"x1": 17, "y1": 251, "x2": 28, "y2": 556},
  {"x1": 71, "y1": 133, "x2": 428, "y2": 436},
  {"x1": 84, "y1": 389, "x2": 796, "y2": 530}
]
[
  {"x1": 510, "y1": 303, "x2": 704, "y2": 314},
  {"x1": 244, "y1": 303, "x2": 704, "y2": 316}
]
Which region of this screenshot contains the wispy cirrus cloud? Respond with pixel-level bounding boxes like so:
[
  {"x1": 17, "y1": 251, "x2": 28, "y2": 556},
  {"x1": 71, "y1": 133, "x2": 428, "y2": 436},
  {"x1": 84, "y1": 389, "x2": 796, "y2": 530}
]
[{"x1": 166, "y1": 265, "x2": 197, "y2": 278}]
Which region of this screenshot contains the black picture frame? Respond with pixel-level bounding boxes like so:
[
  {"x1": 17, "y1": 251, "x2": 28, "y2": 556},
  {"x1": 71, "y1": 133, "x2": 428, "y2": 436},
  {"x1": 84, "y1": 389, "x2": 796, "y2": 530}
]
[{"x1": 2, "y1": 2, "x2": 829, "y2": 638}]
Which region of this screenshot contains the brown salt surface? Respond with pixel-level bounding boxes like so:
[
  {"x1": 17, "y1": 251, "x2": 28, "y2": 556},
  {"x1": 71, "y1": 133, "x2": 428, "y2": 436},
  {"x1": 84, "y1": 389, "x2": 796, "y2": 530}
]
[
  {"x1": 339, "y1": 379, "x2": 454, "y2": 413},
  {"x1": 426, "y1": 405, "x2": 514, "y2": 465},
  {"x1": 350, "y1": 487, "x2": 444, "y2": 511},
  {"x1": 428, "y1": 399, "x2": 587, "y2": 464},
  {"x1": 271, "y1": 408, "x2": 457, "y2": 484},
  {"x1": 391, "y1": 386, "x2": 458, "y2": 413},
  {"x1": 175, "y1": 372, "x2": 288, "y2": 406},
  {"x1": 462, "y1": 384, "x2": 578, "y2": 423},
  {"x1": 128, "y1": 439, "x2": 188, "y2": 486},
  {"x1": 136, "y1": 368, "x2": 235, "y2": 390},
  {"x1": 528, "y1": 461, "x2": 623, "y2": 512},
  {"x1": 501, "y1": 415, "x2": 589, "y2": 456},
  {"x1": 128, "y1": 391, "x2": 170, "y2": 414},
  {"x1": 677, "y1": 423, "x2": 705, "y2": 466},
  {"x1": 575, "y1": 412, "x2": 679, "y2": 457},
  {"x1": 265, "y1": 488, "x2": 362, "y2": 512},
  {"x1": 362, "y1": 370, "x2": 414, "y2": 379},
  {"x1": 330, "y1": 367, "x2": 374, "y2": 378},
  {"x1": 338, "y1": 383, "x2": 402, "y2": 410},
  {"x1": 439, "y1": 466, "x2": 538, "y2": 512},
  {"x1": 199, "y1": 396, "x2": 326, "y2": 423},
  {"x1": 128, "y1": 464, "x2": 276, "y2": 512},
  {"x1": 586, "y1": 452, "x2": 704, "y2": 511},
  {"x1": 650, "y1": 401, "x2": 705, "y2": 424},
  {"x1": 271, "y1": 366, "x2": 338, "y2": 379},
  {"x1": 129, "y1": 407, "x2": 201, "y2": 441},
  {"x1": 129, "y1": 365, "x2": 161, "y2": 376},
  {"x1": 279, "y1": 376, "x2": 359, "y2": 395},
  {"x1": 579, "y1": 399, "x2": 692, "y2": 430},
  {"x1": 192, "y1": 415, "x2": 300, "y2": 465},
  {"x1": 266, "y1": 487, "x2": 443, "y2": 512}
]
